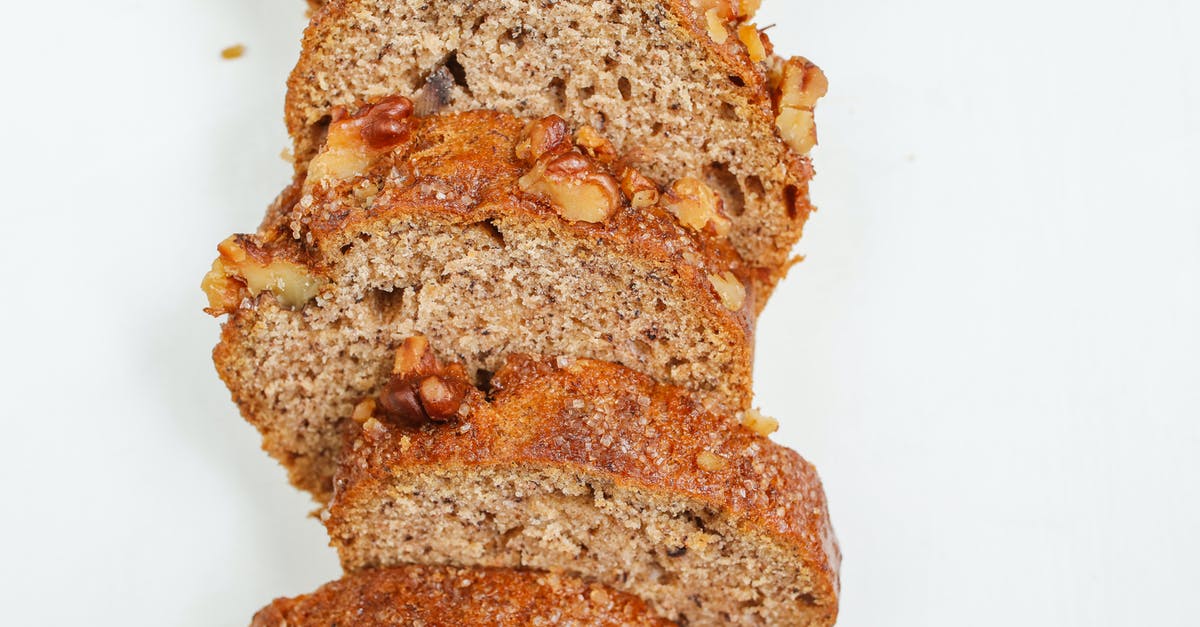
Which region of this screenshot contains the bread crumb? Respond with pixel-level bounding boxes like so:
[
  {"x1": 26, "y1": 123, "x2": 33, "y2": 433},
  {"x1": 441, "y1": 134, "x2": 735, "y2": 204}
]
[
  {"x1": 221, "y1": 44, "x2": 246, "y2": 60},
  {"x1": 742, "y1": 408, "x2": 779, "y2": 436}
]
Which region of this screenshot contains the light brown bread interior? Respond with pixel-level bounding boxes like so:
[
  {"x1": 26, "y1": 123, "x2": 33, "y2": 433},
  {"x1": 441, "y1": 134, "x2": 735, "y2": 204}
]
[
  {"x1": 326, "y1": 355, "x2": 839, "y2": 627},
  {"x1": 209, "y1": 109, "x2": 758, "y2": 500},
  {"x1": 216, "y1": 217, "x2": 752, "y2": 499},
  {"x1": 289, "y1": 0, "x2": 825, "y2": 276}
]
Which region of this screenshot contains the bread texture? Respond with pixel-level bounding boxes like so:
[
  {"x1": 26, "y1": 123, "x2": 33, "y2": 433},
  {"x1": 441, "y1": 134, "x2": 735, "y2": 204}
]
[
  {"x1": 251, "y1": 565, "x2": 670, "y2": 626},
  {"x1": 287, "y1": 0, "x2": 828, "y2": 280},
  {"x1": 326, "y1": 353, "x2": 840, "y2": 626},
  {"x1": 205, "y1": 102, "x2": 759, "y2": 500}
]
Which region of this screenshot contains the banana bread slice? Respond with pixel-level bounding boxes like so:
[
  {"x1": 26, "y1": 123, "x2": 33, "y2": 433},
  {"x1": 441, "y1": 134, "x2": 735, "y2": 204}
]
[
  {"x1": 251, "y1": 565, "x2": 670, "y2": 626},
  {"x1": 325, "y1": 350, "x2": 841, "y2": 626},
  {"x1": 287, "y1": 0, "x2": 828, "y2": 281},
  {"x1": 204, "y1": 100, "x2": 758, "y2": 500}
]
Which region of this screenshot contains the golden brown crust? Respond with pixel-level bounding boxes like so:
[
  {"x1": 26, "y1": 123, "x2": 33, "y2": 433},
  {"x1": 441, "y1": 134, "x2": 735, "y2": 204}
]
[
  {"x1": 217, "y1": 106, "x2": 763, "y2": 323},
  {"x1": 330, "y1": 354, "x2": 841, "y2": 618},
  {"x1": 212, "y1": 106, "x2": 759, "y2": 359},
  {"x1": 284, "y1": 106, "x2": 765, "y2": 319},
  {"x1": 207, "y1": 108, "x2": 762, "y2": 500},
  {"x1": 252, "y1": 566, "x2": 672, "y2": 626}
]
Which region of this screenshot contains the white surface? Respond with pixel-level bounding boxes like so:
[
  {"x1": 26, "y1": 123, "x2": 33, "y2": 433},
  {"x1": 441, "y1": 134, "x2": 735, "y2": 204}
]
[{"x1": 0, "y1": 0, "x2": 1196, "y2": 625}]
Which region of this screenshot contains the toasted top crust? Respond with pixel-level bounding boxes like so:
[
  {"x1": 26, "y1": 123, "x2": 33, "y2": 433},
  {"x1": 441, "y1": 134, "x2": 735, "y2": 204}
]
[
  {"x1": 332, "y1": 354, "x2": 841, "y2": 606},
  {"x1": 209, "y1": 104, "x2": 761, "y2": 324},
  {"x1": 287, "y1": 0, "x2": 827, "y2": 280},
  {"x1": 251, "y1": 565, "x2": 671, "y2": 626},
  {"x1": 301, "y1": 107, "x2": 757, "y2": 297}
]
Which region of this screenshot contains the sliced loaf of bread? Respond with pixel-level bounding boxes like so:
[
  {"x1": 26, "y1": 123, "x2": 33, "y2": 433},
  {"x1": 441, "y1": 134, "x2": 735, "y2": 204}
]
[
  {"x1": 325, "y1": 349, "x2": 840, "y2": 626},
  {"x1": 288, "y1": 0, "x2": 828, "y2": 280},
  {"x1": 205, "y1": 99, "x2": 758, "y2": 499},
  {"x1": 251, "y1": 565, "x2": 670, "y2": 626}
]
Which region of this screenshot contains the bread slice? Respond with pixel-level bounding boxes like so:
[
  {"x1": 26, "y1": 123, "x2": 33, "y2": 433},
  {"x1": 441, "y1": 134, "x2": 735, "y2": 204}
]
[
  {"x1": 325, "y1": 351, "x2": 841, "y2": 626},
  {"x1": 287, "y1": 0, "x2": 828, "y2": 279},
  {"x1": 204, "y1": 100, "x2": 758, "y2": 499},
  {"x1": 251, "y1": 565, "x2": 670, "y2": 626}
]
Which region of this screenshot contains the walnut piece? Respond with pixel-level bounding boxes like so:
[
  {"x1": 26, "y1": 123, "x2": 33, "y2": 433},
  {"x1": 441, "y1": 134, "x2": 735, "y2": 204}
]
[
  {"x1": 376, "y1": 335, "x2": 472, "y2": 428},
  {"x1": 201, "y1": 236, "x2": 323, "y2": 314},
  {"x1": 707, "y1": 271, "x2": 747, "y2": 312},
  {"x1": 663, "y1": 177, "x2": 732, "y2": 236},
  {"x1": 773, "y1": 58, "x2": 828, "y2": 155},
  {"x1": 704, "y1": 9, "x2": 729, "y2": 44},
  {"x1": 306, "y1": 96, "x2": 415, "y2": 187},
  {"x1": 742, "y1": 408, "x2": 780, "y2": 436},
  {"x1": 575, "y1": 125, "x2": 618, "y2": 163},
  {"x1": 351, "y1": 399, "x2": 377, "y2": 424},
  {"x1": 737, "y1": 24, "x2": 767, "y2": 63},
  {"x1": 693, "y1": 0, "x2": 759, "y2": 21},
  {"x1": 519, "y1": 151, "x2": 622, "y2": 223},
  {"x1": 620, "y1": 168, "x2": 660, "y2": 209},
  {"x1": 697, "y1": 451, "x2": 730, "y2": 471},
  {"x1": 516, "y1": 115, "x2": 571, "y2": 162}
]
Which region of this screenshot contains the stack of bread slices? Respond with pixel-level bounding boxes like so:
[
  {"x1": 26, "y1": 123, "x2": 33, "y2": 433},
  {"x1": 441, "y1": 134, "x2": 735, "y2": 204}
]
[{"x1": 204, "y1": 0, "x2": 839, "y2": 624}]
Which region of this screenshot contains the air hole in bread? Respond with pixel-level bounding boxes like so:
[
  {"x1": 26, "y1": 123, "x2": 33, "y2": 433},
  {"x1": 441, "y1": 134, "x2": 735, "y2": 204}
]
[
  {"x1": 704, "y1": 162, "x2": 745, "y2": 217},
  {"x1": 476, "y1": 219, "x2": 506, "y2": 248},
  {"x1": 618, "y1": 76, "x2": 633, "y2": 101},
  {"x1": 548, "y1": 77, "x2": 567, "y2": 111},
  {"x1": 477, "y1": 369, "x2": 496, "y2": 397},
  {"x1": 745, "y1": 175, "x2": 765, "y2": 199},
  {"x1": 728, "y1": 75, "x2": 746, "y2": 87},
  {"x1": 503, "y1": 25, "x2": 526, "y2": 49},
  {"x1": 580, "y1": 84, "x2": 596, "y2": 100},
  {"x1": 719, "y1": 101, "x2": 738, "y2": 121},
  {"x1": 784, "y1": 185, "x2": 800, "y2": 220},
  {"x1": 443, "y1": 51, "x2": 471, "y2": 96}
]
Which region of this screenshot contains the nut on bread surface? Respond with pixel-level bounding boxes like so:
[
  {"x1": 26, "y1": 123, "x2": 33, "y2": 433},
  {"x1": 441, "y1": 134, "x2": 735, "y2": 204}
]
[
  {"x1": 326, "y1": 354, "x2": 840, "y2": 626},
  {"x1": 287, "y1": 0, "x2": 828, "y2": 282},
  {"x1": 208, "y1": 105, "x2": 760, "y2": 500},
  {"x1": 252, "y1": 565, "x2": 671, "y2": 626}
]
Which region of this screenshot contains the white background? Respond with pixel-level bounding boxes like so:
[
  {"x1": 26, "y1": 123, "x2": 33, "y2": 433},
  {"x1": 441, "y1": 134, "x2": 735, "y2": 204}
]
[{"x1": 0, "y1": 0, "x2": 1196, "y2": 625}]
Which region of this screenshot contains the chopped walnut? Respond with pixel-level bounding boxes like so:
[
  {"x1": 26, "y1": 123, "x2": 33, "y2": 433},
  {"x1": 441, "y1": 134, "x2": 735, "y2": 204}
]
[
  {"x1": 662, "y1": 177, "x2": 732, "y2": 237},
  {"x1": 742, "y1": 408, "x2": 780, "y2": 436},
  {"x1": 306, "y1": 96, "x2": 416, "y2": 187},
  {"x1": 377, "y1": 336, "x2": 472, "y2": 428},
  {"x1": 772, "y1": 58, "x2": 828, "y2": 155},
  {"x1": 519, "y1": 151, "x2": 622, "y2": 223},
  {"x1": 393, "y1": 335, "x2": 437, "y2": 376},
  {"x1": 575, "y1": 125, "x2": 618, "y2": 164},
  {"x1": 693, "y1": 0, "x2": 758, "y2": 21},
  {"x1": 620, "y1": 167, "x2": 660, "y2": 209},
  {"x1": 516, "y1": 115, "x2": 572, "y2": 162},
  {"x1": 707, "y1": 271, "x2": 747, "y2": 312},
  {"x1": 737, "y1": 24, "x2": 767, "y2": 63},
  {"x1": 704, "y1": 9, "x2": 729, "y2": 44},
  {"x1": 697, "y1": 450, "x2": 730, "y2": 471},
  {"x1": 351, "y1": 399, "x2": 377, "y2": 424},
  {"x1": 201, "y1": 236, "x2": 323, "y2": 314}
]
